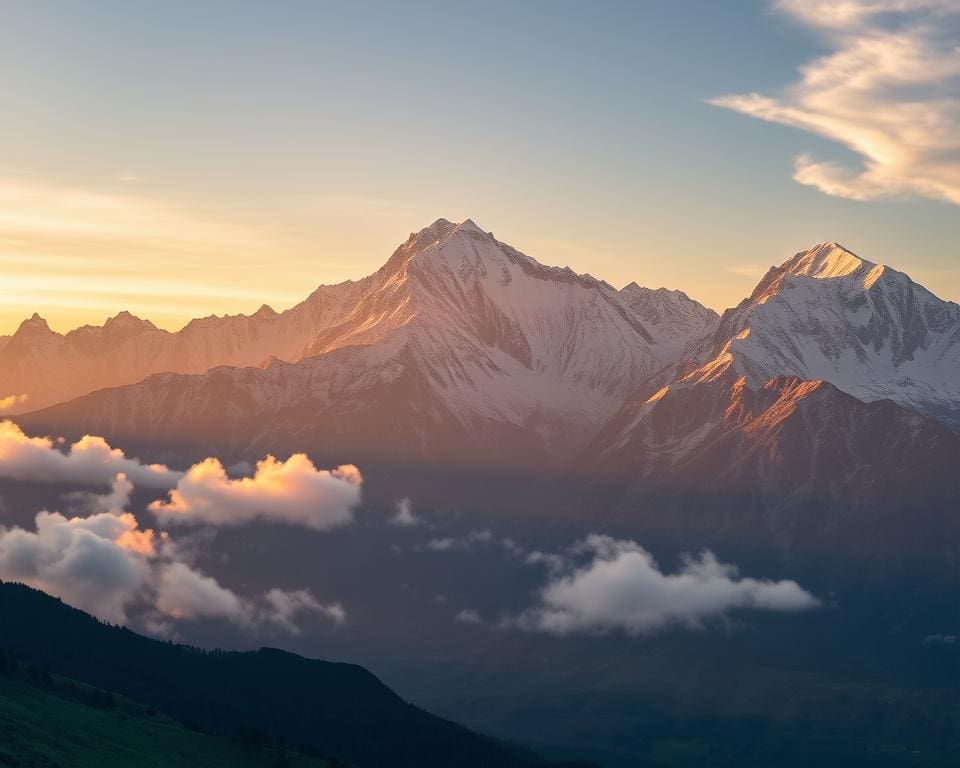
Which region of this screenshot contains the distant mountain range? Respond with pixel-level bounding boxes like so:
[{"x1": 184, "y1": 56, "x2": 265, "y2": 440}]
[
  {"x1": 14, "y1": 219, "x2": 717, "y2": 465},
  {"x1": 8, "y1": 219, "x2": 960, "y2": 549}
]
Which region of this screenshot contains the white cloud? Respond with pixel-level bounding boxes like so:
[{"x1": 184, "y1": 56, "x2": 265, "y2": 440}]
[
  {"x1": 0, "y1": 475, "x2": 158, "y2": 623},
  {"x1": 148, "y1": 454, "x2": 361, "y2": 530},
  {"x1": 511, "y1": 535, "x2": 819, "y2": 635},
  {"x1": 454, "y1": 608, "x2": 483, "y2": 625},
  {"x1": 0, "y1": 420, "x2": 180, "y2": 489},
  {"x1": 0, "y1": 473, "x2": 338, "y2": 633},
  {"x1": 524, "y1": 549, "x2": 569, "y2": 575},
  {"x1": 389, "y1": 497, "x2": 422, "y2": 527},
  {"x1": 154, "y1": 561, "x2": 247, "y2": 623},
  {"x1": 262, "y1": 588, "x2": 345, "y2": 633},
  {"x1": 711, "y1": 0, "x2": 960, "y2": 204},
  {"x1": 0, "y1": 421, "x2": 362, "y2": 532},
  {"x1": 427, "y1": 529, "x2": 493, "y2": 552}
]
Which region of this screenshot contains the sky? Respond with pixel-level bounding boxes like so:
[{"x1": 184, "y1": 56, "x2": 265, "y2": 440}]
[{"x1": 1, "y1": 0, "x2": 958, "y2": 334}]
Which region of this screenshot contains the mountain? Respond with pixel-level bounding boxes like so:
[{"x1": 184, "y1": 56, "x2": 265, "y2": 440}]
[
  {"x1": 618, "y1": 283, "x2": 719, "y2": 358},
  {"x1": 0, "y1": 652, "x2": 329, "y2": 768},
  {"x1": 585, "y1": 370, "x2": 960, "y2": 564},
  {"x1": 0, "y1": 284, "x2": 377, "y2": 414},
  {"x1": 18, "y1": 219, "x2": 713, "y2": 467},
  {"x1": 581, "y1": 243, "x2": 960, "y2": 564},
  {"x1": 676, "y1": 243, "x2": 960, "y2": 430},
  {"x1": 0, "y1": 581, "x2": 559, "y2": 768}
]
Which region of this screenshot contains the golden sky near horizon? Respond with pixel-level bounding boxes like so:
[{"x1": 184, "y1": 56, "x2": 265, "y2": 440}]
[
  {"x1": 2, "y1": 172, "x2": 959, "y2": 338},
  {"x1": 3, "y1": 2, "x2": 960, "y2": 336},
  {"x1": 0, "y1": 174, "x2": 766, "y2": 336}
]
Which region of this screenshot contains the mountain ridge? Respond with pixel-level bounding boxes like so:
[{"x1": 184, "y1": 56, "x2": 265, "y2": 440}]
[
  {"x1": 0, "y1": 219, "x2": 712, "y2": 420},
  {"x1": 0, "y1": 580, "x2": 558, "y2": 768},
  {"x1": 15, "y1": 220, "x2": 715, "y2": 465}
]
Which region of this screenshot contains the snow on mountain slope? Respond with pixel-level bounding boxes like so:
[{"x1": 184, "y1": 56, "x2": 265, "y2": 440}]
[
  {"x1": 19, "y1": 219, "x2": 707, "y2": 464},
  {"x1": 0, "y1": 280, "x2": 376, "y2": 412},
  {"x1": 2, "y1": 218, "x2": 710, "y2": 426},
  {"x1": 574, "y1": 242, "x2": 960, "y2": 556},
  {"x1": 295, "y1": 218, "x2": 681, "y2": 454},
  {"x1": 618, "y1": 283, "x2": 719, "y2": 358},
  {"x1": 678, "y1": 243, "x2": 960, "y2": 429}
]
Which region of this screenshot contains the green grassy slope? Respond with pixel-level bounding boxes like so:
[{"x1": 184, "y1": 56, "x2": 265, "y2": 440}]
[
  {"x1": 0, "y1": 667, "x2": 331, "y2": 768},
  {"x1": 0, "y1": 583, "x2": 545, "y2": 768}
]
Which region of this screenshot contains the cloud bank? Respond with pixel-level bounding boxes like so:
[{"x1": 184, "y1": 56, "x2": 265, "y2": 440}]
[
  {"x1": 148, "y1": 454, "x2": 361, "y2": 530},
  {"x1": 0, "y1": 500, "x2": 153, "y2": 623},
  {"x1": 0, "y1": 471, "x2": 345, "y2": 632},
  {"x1": 0, "y1": 424, "x2": 357, "y2": 632},
  {"x1": 512, "y1": 535, "x2": 819, "y2": 635},
  {"x1": 711, "y1": 0, "x2": 960, "y2": 204},
  {"x1": 0, "y1": 421, "x2": 364, "y2": 532},
  {"x1": 0, "y1": 420, "x2": 180, "y2": 489}
]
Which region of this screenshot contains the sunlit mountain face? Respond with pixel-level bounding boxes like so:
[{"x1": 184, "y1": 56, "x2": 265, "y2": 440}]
[
  {"x1": 4, "y1": 0, "x2": 960, "y2": 765},
  {"x1": 2, "y1": 216, "x2": 960, "y2": 767}
]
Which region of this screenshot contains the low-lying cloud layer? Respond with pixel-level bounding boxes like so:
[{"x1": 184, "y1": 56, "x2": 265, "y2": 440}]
[
  {"x1": 711, "y1": 0, "x2": 960, "y2": 204},
  {"x1": 512, "y1": 535, "x2": 819, "y2": 635},
  {"x1": 0, "y1": 420, "x2": 180, "y2": 489},
  {"x1": 0, "y1": 423, "x2": 359, "y2": 632},
  {"x1": 148, "y1": 455, "x2": 361, "y2": 530},
  {"x1": 0, "y1": 421, "x2": 363, "y2": 531},
  {"x1": 0, "y1": 473, "x2": 341, "y2": 633}
]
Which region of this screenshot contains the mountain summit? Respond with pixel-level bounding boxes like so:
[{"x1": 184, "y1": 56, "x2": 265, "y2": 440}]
[
  {"x1": 15, "y1": 219, "x2": 715, "y2": 466},
  {"x1": 680, "y1": 243, "x2": 960, "y2": 427}
]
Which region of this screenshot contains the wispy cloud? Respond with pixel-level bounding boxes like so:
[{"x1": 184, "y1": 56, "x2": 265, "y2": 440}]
[
  {"x1": 427, "y1": 529, "x2": 493, "y2": 552},
  {"x1": 724, "y1": 264, "x2": 769, "y2": 280},
  {"x1": 0, "y1": 176, "x2": 307, "y2": 333},
  {"x1": 711, "y1": 0, "x2": 960, "y2": 204},
  {"x1": 454, "y1": 608, "x2": 483, "y2": 625},
  {"x1": 388, "y1": 497, "x2": 422, "y2": 527}
]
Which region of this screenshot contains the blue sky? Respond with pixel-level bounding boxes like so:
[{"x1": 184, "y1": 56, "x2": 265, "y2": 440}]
[{"x1": 0, "y1": 0, "x2": 957, "y2": 332}]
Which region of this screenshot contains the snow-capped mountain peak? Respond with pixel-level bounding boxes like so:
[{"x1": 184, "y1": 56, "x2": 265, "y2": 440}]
[
  {"x1": 785, "y1": 242, "x2": 868, "y2": 279},
  {"x1": 618, "y1": 283, "x2": 719, "y2": 357},
  {"x1": 749, "y1": 242, "x2": 876, "y2": 304},
  {"x1": 682, "y1": 243, "x2": 960, "y2": 428},
  {"x1": 14, "y1": 218, "x2": 717, "y2": 464}
]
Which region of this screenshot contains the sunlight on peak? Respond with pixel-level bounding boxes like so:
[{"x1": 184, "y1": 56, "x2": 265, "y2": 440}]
[
  {"x1": 645, "y1": 386, "x2": 670, "y2": 404},
  {"x1": 863, "y1": 263, "x2": 886, "y2": 289}
]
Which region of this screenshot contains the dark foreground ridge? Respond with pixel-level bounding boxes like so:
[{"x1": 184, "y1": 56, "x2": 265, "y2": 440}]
[
  {"x1": 0, "y1": 581, "x2": 588, "y2": 768},
  {"x1": 0, "y1": 646, "x2": 329, "y2": 768}
]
